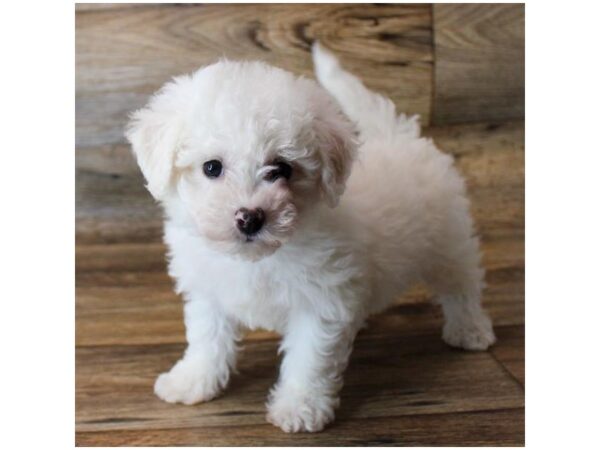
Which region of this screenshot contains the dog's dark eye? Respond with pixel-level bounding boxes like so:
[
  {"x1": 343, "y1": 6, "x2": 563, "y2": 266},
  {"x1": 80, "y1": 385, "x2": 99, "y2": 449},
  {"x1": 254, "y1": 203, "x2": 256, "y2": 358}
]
[
  {"x1": 265, "y1": 161, "x2": 292, "y2": 182},
  {"x1": 203, "y1": 160, "x2": 223, "y2": 178}
]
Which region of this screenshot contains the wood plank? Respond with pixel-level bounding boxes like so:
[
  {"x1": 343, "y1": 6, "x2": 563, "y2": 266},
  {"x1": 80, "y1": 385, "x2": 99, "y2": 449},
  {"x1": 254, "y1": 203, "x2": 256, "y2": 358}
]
[
  {"x1": 76, "y1": 170, "x2": 162, "y2": 245},
  {"x1": 425, "y1": 121, "x2": 524, "y2": 241},
  {"x1": 491, "y1": 324, "x2": 525, "y2": 387},
  {"x1": 76, "y1": 328, "x2": 523, "y2": 442},
  {"x1": 76, "y1": 408, "x2": 524, "y2": 446},
  {"x1": 76, "y1": 242, "x2": 167, "y2": 273},
  {"x1": 432, "y1": 4, "x2": 524, "y2": 124},
  {"x1": 76, "y1": 3, "x2": 433, "y2": 149},
  {"x1": 77, "y1": 143, "x2": 139, "y2": 176}
]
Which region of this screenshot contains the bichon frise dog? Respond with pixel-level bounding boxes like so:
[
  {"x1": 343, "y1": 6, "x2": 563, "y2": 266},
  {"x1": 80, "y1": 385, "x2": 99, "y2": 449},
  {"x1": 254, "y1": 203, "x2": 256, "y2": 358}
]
[{"x1": 126, "y1": 43, "x2": 495, "y2": 433}]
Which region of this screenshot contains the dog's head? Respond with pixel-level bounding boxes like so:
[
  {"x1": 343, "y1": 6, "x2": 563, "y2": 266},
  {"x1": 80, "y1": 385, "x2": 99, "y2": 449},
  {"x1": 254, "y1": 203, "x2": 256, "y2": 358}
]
[{"x1": 126, "y1": 60, "x2": 357, "y2": 260}]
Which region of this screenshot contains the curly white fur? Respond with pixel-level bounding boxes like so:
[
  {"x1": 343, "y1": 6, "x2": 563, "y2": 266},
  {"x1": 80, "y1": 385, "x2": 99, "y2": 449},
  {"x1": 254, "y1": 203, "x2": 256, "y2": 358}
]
[{"x1": 126, "y1": 43, "x2": 495, "y2": 433}]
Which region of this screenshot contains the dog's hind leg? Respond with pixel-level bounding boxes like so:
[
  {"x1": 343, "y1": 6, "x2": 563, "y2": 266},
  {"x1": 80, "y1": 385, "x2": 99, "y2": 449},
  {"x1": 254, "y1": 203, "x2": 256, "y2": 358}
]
[{"x1": 424, "y1": 232, "x2": 496, "y2": 351}]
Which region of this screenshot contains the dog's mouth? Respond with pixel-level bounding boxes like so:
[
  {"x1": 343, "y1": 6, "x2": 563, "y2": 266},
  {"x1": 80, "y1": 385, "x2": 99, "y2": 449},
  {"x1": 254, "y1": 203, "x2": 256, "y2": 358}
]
[
  {"x1": 232, "y1": 231, "x2": 284, "y2": 261},
  {"x1": 239, "y1": 228, "x2": 277, "y2": 246}
]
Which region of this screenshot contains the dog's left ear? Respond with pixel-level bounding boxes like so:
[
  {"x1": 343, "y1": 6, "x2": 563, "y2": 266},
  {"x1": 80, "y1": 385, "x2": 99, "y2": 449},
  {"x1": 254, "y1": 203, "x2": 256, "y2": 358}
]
[{"x1": 314, "y1": 109, "x2": 359, "y2": 207}]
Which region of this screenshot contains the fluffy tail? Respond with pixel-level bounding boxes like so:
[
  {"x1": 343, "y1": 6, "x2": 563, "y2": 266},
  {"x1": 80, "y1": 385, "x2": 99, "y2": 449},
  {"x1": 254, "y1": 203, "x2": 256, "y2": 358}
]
[{"x1": 312, "y1": 42, "x2": 420, "y2": 141}]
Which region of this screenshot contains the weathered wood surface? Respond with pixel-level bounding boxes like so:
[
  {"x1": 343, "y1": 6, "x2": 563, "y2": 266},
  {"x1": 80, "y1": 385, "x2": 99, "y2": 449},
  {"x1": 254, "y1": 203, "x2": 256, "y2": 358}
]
[
  {"x1": 75, "y1": 3, "x2": 525, "y2": 155},
  {"x1": 432, "y1": 4, "x2": 525, "y2": 124},
  {"x1": 76, "y1": 407, "x2": 524, "y2": 446},
  {"x1": 491, "y1": 323, "x2": 525, "y2": 387},
  {"x1": 76, "y1": 3, "x2": 433, "y2": 149},
  {"x1": 76, "y1": 327, "x2": 524, "y2": 446}
]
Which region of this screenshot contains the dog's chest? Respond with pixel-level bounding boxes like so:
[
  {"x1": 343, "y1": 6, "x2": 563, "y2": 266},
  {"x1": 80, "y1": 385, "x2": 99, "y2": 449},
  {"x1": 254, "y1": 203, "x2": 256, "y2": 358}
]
[
  {"x1": 168, "y1": 243, "x2": 299, "y2": 332},
  {"x1": 165, "y1": 222, "x2": 366, "y2": 332},
  {"x1": 216, "y1": 261, "x2": 292, "y2": 331}
]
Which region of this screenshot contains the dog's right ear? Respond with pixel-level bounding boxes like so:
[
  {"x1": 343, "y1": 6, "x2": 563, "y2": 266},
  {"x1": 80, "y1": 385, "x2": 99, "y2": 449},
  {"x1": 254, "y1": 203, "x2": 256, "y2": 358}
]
[{"x1": 125, "y1": 76, "x2": 191, "y2": 201}]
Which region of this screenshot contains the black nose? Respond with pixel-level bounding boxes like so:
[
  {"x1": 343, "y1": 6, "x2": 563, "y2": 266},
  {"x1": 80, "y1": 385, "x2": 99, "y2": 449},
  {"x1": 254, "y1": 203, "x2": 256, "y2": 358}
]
[{"x1": 235, "y1": 207, "x2": 265, "y2": 236}]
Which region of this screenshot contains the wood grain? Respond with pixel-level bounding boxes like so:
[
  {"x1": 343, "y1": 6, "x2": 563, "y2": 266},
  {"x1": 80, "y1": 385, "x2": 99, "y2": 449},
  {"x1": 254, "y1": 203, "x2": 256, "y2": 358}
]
[
  {"x1": 76, "y1": 327, "x2": 524, "y2": 445},
  {"x1": 491, "y1": 324, "x2": 525, "y2": 387},
  {"x1": 432, "y1": 4, "x2": 525, "y2": 124},
  {"x1": 76, "y1": 170, "x2": 162, "y2": 245},
  {"x1": 76, "y1": 408, "x2": 524, "y2": 446},
  {"x1": 76, "y1": 3, "x2": 433, "y2": 149}
]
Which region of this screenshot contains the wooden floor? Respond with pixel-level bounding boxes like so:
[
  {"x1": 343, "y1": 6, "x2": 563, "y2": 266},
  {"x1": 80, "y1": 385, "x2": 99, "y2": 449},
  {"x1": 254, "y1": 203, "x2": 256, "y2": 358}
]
[{"x1": 75, "y1": 121, "x2": 524, "y2": 446}]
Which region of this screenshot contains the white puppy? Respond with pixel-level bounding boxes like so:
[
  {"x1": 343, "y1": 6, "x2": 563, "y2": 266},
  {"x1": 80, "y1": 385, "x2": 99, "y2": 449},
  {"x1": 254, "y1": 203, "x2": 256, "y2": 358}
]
[{"x1": 126, "y1": 43, "x2": 495, "y2": 433}]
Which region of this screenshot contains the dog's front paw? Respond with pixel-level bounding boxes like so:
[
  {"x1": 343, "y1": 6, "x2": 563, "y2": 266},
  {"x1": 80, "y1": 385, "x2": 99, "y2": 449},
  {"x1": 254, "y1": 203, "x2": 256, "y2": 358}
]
[
  {"x1": 442, "y1": 313, "x2": 496, "y2": 351},
  {"x1": 266, "y1": 386, "x2": 338, "y2": 433},
  {"x1": 154, "y1": 358, "x2": 223, "y2": 405}
]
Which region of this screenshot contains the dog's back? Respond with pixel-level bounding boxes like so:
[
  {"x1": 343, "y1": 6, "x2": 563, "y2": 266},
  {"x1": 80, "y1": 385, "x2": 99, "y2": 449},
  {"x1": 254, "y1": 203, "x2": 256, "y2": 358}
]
[{"x1": 313, "y1": 43, "x2": 483, "y2": 315}]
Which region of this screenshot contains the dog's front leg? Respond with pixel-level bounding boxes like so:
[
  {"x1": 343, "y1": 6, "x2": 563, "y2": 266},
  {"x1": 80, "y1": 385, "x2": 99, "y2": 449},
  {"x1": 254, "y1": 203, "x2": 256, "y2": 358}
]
[
  {"x1": 266, "y1": 310, "x2": 358, "y2": 432},
  {"x1": 154, "y1": 297, "x2": 239, "y2": 405}
]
